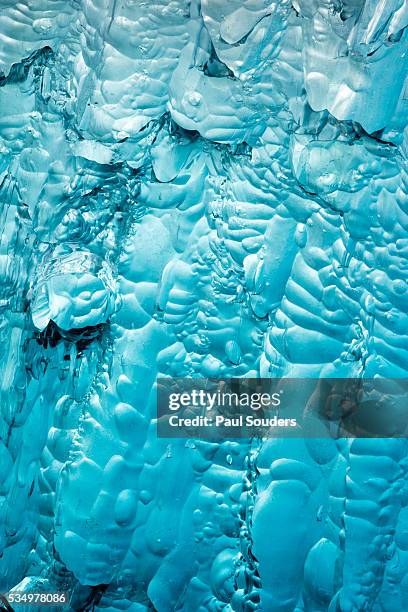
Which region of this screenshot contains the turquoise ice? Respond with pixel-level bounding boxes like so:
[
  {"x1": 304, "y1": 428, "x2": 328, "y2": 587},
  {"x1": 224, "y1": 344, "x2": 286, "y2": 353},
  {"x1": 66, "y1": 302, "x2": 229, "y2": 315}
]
[{"x1": 0, "y1": 1, "x2": 407, "y2": 610}]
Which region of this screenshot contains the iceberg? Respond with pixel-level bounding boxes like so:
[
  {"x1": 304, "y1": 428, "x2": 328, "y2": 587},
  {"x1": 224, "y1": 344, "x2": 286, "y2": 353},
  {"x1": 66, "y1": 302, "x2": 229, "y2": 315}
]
[{"x1": 0, "y1": 1, "x2": 407, "y2": 610}]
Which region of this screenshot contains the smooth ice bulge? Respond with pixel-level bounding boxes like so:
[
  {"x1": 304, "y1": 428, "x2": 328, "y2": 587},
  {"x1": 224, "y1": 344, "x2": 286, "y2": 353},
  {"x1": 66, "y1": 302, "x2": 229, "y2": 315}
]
[{"x1": 0, "y1": 1, "x2": 407, "y2": 611}]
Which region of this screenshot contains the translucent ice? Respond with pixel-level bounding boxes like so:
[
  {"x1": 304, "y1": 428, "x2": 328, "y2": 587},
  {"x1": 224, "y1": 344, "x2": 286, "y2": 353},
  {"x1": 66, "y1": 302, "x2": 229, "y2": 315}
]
[{"x1": 0, "y1": 1, "x2": 407, "y2": 611}]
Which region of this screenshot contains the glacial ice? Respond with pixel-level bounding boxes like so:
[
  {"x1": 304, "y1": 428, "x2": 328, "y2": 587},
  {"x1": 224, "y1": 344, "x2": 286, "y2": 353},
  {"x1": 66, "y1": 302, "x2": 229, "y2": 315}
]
[{"x1": 0, "y1": 1, "x2": 408, "y2": 611}]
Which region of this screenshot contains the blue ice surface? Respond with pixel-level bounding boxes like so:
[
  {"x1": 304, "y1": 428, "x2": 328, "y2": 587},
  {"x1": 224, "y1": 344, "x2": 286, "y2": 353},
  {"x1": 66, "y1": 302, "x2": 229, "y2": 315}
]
[{"x1": 0, "y1": 1, "x2": 408, "y2": 610}]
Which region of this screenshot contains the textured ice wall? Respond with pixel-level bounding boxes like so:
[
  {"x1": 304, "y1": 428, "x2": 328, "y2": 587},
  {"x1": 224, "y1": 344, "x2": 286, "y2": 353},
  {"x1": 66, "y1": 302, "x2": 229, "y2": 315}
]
[{"x1": 0, "y1": 1, "x2": 408, "y2": 610}]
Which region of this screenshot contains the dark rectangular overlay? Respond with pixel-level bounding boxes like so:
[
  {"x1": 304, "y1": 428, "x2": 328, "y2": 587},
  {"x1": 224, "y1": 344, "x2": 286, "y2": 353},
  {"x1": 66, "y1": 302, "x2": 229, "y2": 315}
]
[{"x1": 156, "y1": 378, "x2": 408, "y2": 439}]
